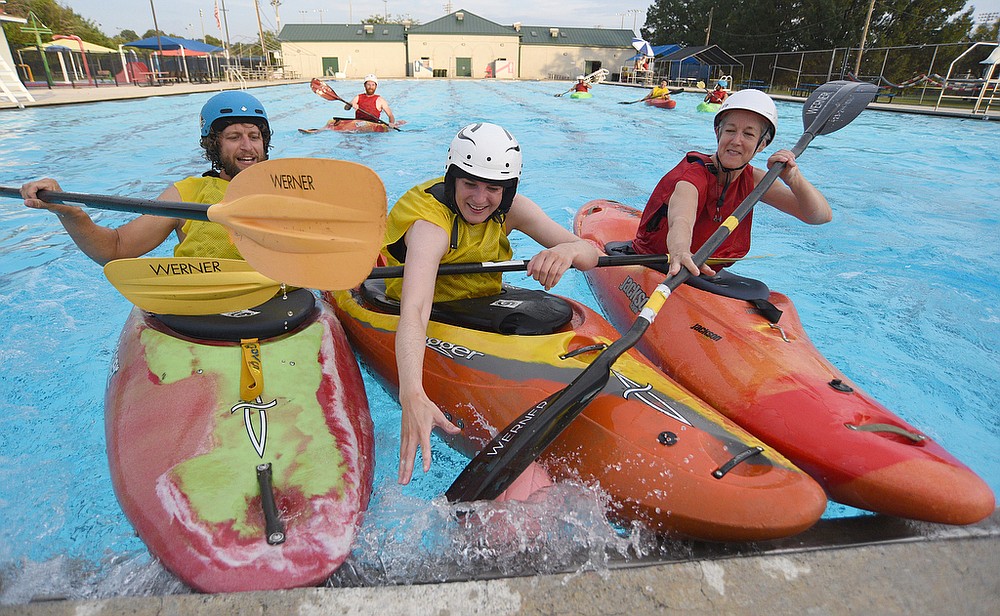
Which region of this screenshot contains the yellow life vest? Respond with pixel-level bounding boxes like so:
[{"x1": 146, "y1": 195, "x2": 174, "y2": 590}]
[
  {"x1": 172, "y1": 175, "x2": 243, "y2": 260},
  {"x1": 383, "y1": 177, "x2": 512, "y2": 303}
]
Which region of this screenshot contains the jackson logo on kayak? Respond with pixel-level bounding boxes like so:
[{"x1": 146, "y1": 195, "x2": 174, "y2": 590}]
[
  {"x1": 611, "y1": 370, "x2": 693, "y2": 427},
  {"x1": 230, "y1": 396, "x2": 278, "y2": 458},
  {"x1": 270, "y1": 174, "x2": 316, "y2": 191},
  {"x1": 425, "y1": 337, "x2": 484, "y2": 361},
  {"x1": 619, "y1": 275, "x2": 648, "y2": 315}
]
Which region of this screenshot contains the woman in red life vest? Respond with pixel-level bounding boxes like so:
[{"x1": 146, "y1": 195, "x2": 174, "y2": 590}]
[
  {"x1": 632, "y1": 89, "x2": 831, "y2": 278},
  {"x1": 572, "y1": 76, "x2": 591, "y2": 92}
]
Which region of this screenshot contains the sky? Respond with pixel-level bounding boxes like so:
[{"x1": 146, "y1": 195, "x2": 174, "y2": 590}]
[{"x1": 50, "y1": 0, "x2": 1000, "y2": 44}]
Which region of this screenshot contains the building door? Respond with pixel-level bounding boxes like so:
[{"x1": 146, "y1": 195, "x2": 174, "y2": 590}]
[
  {"x1": 585, "y1": 60, "x2": 602, "y2": 75},
  {"x1": 322, "y1": 57, "x2": 340, "y2": 77},
  {"x1": 455, "y1": 57, "x2": 472, "y2": 77}
]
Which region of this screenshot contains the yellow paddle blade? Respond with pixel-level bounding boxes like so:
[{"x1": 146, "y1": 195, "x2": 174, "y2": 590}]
[
  {"x1": 104, "y1": 258, "x2": 283, "y2": 315},
  {"x1": 207, "y1": 158, "x2": 387, "y2": 290}
]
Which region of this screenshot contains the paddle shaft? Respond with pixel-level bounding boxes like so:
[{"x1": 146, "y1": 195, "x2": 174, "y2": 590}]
[
  {"x1": 366, "y1": 253, "x2": 748, "y2": 280},
  {"x1": 0, "y1": 186, "x2": 210, "y2": 220},
  {"x1": 446, "y1": 80, "x2": 876, "y2": 503}
]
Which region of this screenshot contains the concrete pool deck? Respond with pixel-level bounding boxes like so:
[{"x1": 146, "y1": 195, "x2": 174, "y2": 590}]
[
  {"x1": 2, "y1": 79, "x2": 997, "y2": 614},
  {"x1": 3, "y1": 78, "x2": 998, "y2": 121},
  {"x1": 2, "y1": 511, "x2": 998, "y2": 614}
]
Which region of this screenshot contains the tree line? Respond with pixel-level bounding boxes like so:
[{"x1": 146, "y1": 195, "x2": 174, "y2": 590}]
[
  {"x1": 642, "y1": 0, "x2": 999, "y2": 54},
  {"x1": 4, "y1": 0, "x2": 998, "y2": 57}
]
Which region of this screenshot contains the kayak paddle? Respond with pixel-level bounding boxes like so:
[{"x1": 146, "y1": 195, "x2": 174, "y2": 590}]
[
  {"x1": 367, "y1": 253, "x2": 758, "y2": 279},
  {"x1": 445, "y1": 80, "x2": 879, "y2": 503},
  {"x1": 103, "y1": 253, "x2": 762, "y2": 315},
  {"x1": 104, "y1": 258, "x2": 283, "y2": 315},
  {"x1": 310, "y1": 78, "x2": 401, "y2": 131},
  {"x1": 619, "y1": 88, "x2": 683, "y2": 104},
  {"x1": 1, "y1": 158, "x2": 387, "y2": 291}
]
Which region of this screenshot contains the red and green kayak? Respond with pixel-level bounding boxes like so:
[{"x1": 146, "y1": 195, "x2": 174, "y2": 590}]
[
  {"x1": 574, "y1": 199, "x2": 995, "y2": 525},
  {"x1": 327, "y1": 282, "x2": 826, "y2": 541},
  {"x1": 105, "y1": 289, "x2": 374, "y2": 592}
]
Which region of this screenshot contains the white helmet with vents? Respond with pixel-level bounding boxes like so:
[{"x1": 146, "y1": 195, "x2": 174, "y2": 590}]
[
  {"x1": 715, "y1": 89, "x2": 778, "y2": 145},
  {"x1": 446, "y1": 122, "x2": 522, "y2": 182}
]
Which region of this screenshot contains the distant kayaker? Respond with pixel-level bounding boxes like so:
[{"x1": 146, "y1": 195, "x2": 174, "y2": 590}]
[
  {"x1": 572, "y1": 76, "x2": 591, "y2": 92},
  {"x1": 646, "y1": 79, "x2": 673, "y2": 102},
  {"x1": 704, "y1": 81, "x2": 729, "y2": 104},
  {"x1": 344, "y1": 74, "x2": 398, "y2": 127},
  {"x1": 632, "y1": 89, "x2": 831, "y2": 277},
  {"x1": 20, "y1": 91, "x2": 271, "y2": 264},
  {"x1": 382, "y1": 122, "x2": 600, "y2": 485}
]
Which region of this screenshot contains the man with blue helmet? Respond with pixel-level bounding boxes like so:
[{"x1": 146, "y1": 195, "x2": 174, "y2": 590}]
[{"x1": 20, "y1": 91, "x2": 271, "y2": 264}]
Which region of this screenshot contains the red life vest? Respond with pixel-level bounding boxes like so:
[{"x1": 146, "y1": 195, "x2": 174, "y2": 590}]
[
  {"x1": 633, "y1": 152, "x2": 755, "y2": 263},
  {"x1": 356, "y1": 94, "x2": 382, "y2": 120}
]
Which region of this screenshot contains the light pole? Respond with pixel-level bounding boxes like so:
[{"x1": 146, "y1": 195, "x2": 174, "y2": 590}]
[
  {"x1": 299, "y1": 9, "x2": 326, "y2": 24},
  {"x1": 270, "y1": 0, "x2": 282, "y2": 32}
]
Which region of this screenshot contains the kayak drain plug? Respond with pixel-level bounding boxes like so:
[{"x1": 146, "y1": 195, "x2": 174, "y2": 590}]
[
  {"x1": 256, "y1": 463, "x2": 286, "y2": 545},
  {"x1": 658, "y1": 431, "x2": 678, "y2": 446}
]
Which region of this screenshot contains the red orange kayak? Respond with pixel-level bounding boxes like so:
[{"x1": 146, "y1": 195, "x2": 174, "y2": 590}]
[
  {"x1": 105, "y1": 290, "x2": 374, "y2": 592},
  {"x1": 574, "y1": 199, "x2": 995, "y2": 525},
  {"x1": 645, "y1": 98, "x2": 676, "y2": 109},
  {"x1": 327, "y1": 282, "x2": 826, "y2": 541},
  {"x1": 299, "y1": 117, "x2": 390, "y2": 134}
]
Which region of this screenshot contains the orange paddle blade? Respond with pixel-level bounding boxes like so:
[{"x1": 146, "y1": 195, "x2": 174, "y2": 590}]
[{"x1": 208, "y1": 158, "x2": 386, "y2": 291}]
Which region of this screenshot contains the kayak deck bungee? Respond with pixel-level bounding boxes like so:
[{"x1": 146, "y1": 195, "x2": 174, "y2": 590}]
[
  {"x1": 328, "y1": 282, "x2": 827, "y2": 541},
  {"x1": 105, "y1": 289, "x2": 375, "y2": 592},
  {"x1": 574, "y1": 200, "x2": 995, "y2": 524}
]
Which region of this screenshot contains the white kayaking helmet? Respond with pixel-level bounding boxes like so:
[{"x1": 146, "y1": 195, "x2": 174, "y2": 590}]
[
  {"x1": 363, "y1": 73, "x2": 378, "y2": 86},
  {"x1": 715, "y1": 89, "x2": 778, "y2": 146},
  {"x1": 576, "y1": 75, "x2": 585, "y2": 80},
  {"x1": 445, "y1": 122, "x2": 522, "y2": 218}
]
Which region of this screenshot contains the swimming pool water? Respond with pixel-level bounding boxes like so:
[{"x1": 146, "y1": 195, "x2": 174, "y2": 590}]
[{"x1": 1, "y1": 80, "x2": 997, "y2": 603}]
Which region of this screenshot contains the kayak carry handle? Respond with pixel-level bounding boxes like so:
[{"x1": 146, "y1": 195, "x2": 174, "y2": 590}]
[
  {"x1": 712, "y1": 446, "x2": 765, "y2": 479},
  {"x1": 256, "y1": 463, "x2": 286, "y2": 544}
]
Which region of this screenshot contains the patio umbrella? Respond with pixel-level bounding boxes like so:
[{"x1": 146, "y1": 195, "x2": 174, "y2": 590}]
[{"x1": 631, "y1": 37, "x2": 654, "y2": 58}]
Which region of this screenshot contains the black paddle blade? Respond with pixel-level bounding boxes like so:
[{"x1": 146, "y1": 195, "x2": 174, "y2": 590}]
[
  {"x1": 446, "y1": 352, "x2": 616, "y2": 503},
  {"x1": 802, "y1": 80, "x2": 878, "y2": 136}
]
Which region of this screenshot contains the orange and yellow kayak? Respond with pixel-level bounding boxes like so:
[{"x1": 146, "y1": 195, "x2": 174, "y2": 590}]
[
  {"x1": 574, "y1": 199, "x2": 995, "y2": 525},
  {"x1": 327, "y1": 283, "x2": 826, "y2": 541}
]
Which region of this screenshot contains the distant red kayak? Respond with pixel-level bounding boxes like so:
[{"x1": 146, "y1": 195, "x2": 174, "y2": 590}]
[
  {"x1": 299, "y1": 118, "x2": 391, "y2": 134},
  {"x1": 645, "y1": 98, "x2": 676, "y2": 109},
  {"x1": 575, "y1": 199, "x2": 995, "y2": 525}
]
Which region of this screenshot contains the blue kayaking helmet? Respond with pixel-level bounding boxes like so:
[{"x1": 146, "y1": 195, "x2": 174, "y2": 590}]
[{"x1": 200, "y1": 91, "x2": 269, "y2": 137}]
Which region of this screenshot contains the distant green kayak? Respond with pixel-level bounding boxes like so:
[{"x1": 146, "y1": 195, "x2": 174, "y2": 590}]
[
  {"x1": 569, "y1": 91, "x2": 593, "y2": 100},
  {"x1": 697, "y1": 101, "x2": 721, "y2": 113}
]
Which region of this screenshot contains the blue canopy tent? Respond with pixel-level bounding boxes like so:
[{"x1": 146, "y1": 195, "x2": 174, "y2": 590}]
[
  {"x1": 123, "y1": 36, "x2": 223, "y2": 82},
  {"x1": 658, "y1": 45, "x2": 742, "y2": 83}
]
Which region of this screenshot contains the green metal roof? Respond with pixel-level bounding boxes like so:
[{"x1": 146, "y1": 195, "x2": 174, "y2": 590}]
[
  {"x1": 518, "y1": 26, "x2": 634, "y2": 48},
  {"x1": 409, "y1": 9, "x2": 516, "y2": 36},
  {"x1": 278, "y1": 24, "x2": 406, "y2": 43}
]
